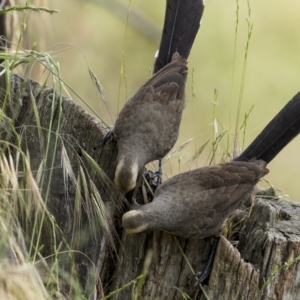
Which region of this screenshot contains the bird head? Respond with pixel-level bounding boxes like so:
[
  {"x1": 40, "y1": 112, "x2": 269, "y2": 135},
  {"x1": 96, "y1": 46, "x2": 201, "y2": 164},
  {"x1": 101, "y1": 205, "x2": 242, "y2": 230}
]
[
  {"x1": 122, "y1": 209, "x2": 149, "y2": 234},
  {"x1": 114, "y1": 154, "x2": 139, "y2": 194}
]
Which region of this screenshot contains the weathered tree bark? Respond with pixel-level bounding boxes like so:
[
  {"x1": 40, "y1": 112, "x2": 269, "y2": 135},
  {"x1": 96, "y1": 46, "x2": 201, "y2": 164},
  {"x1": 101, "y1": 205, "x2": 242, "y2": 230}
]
[
  {"x1": 201, "y1": 196, "x2": 300, "y2": 300},
  {"x1": 1, "y1": 73, "x2": 300, "y2": 299}
]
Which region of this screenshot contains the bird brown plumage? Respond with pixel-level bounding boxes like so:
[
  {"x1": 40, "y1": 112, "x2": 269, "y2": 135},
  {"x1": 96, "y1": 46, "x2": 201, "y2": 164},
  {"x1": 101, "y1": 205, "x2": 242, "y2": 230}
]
[
  {"x1": 122, "y1": 160, "x2": 268, "y2": 238},
  {"x1": 113, "y1": 53, "x2": 188, "y2": 194}
]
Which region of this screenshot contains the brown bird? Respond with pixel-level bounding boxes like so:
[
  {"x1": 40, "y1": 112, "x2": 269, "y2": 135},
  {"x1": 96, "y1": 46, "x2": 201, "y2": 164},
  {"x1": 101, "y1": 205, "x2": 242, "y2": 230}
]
[
  {"x1": 122, "y1": 159, "x2": 268, "y2": 238},
  {"x1": 113, "y1": 53, "x2": 187, "y2": 194}
]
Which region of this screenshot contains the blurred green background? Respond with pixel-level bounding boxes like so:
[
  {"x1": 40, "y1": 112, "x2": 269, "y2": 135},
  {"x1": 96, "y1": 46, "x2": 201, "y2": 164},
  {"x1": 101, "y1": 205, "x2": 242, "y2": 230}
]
[{"x1": 41, "y1": 0, "x2": 300, "y2": 200}]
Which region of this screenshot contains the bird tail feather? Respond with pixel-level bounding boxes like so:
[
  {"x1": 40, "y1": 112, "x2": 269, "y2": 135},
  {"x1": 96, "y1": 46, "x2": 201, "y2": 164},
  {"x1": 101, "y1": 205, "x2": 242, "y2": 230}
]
[
  {"x1": 235, "y1": 92, "x2": 300, "y2": 164},
  {"x1": 154, "y1": 0, "x2": 204, "y2": 73}
]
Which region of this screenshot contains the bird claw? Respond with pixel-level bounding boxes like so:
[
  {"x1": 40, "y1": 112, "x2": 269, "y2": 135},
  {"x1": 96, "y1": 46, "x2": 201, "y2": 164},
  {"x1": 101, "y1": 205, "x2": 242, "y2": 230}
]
[
  {"x1": 145, "y1": 159, "x2": 163, "y2": 191},
  {"x1": 131, "y1": 187, "x2": 141, "y2": 208},
  {"x1": 94, "y1": 126, "x2": 114, "y2": 150},
  {"x1": 145, "y1": 169, "x2": 162, "y2": 191},
  {"x1": 131, "y1": 198, "x2": 140, "y2": 209},
  {"x1": 194, "y1": 271, "x2": 208, "y2": 286}
]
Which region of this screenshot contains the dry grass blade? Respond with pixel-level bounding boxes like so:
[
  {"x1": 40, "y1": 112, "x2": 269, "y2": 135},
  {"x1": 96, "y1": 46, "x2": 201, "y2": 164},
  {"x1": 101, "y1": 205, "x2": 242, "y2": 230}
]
[
  {"x1": 89, "y1": 69, "x2": 107, "y2": 102},
  {"x1": 61, "y1": 145, "x2": 77, "y2": 199},
  {"x1": 132, "y1": 249, "x2": 153, "y2": 300},
  {"x1": 89, "y1": 68, "x2": 113, "y2": 127},
  {"x1": 0, "y1": 263, "x2": 49, "y2": 300},
  {"x1": 58, "y1": 158, "x2": 118, "y2": 253},
  {"x1": 100, "y1": 275, "x2": 144, "y2": 300},
  {"x1": 90, "y1": 180, "x2": 118, "y2": 252},
  {"x1": 80, "y1": 148, "x2": 130, "y2": 210},
  {"x1": 182, "y1": 138, "x2": 210, "y2": 172},
  {"x1": 166, "y1": 137, "x2": 195, "y2": 160},
  {"x1": 0, "y1": 147, "x2": 58, "y2": 299}
]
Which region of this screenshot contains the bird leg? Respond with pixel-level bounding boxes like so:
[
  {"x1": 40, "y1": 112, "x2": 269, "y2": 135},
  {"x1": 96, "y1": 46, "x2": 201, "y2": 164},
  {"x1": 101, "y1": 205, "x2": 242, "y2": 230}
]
[
  {"x1": 156, "y1": 159, "x2": 163, "y2": 186},
  {"x1": 131, "y1": 187, "x2": 141, "y2": 208},
  {"x1": 194, "y1": 238, "x2": 219, "y2": 286},
  {"x1": 94, "y1": 126, "x2": 114, "y2": 150},
  {"x1": 130, "y1": 172, "x2": 149, "y2": 207}
]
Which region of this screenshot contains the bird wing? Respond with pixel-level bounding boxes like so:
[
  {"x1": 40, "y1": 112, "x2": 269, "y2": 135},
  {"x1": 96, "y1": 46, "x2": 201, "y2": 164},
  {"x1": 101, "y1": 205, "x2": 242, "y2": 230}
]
[
  {"x1": 114, "y1": 54, "x2": 187, "y2": 160},
  {"x1": 152, "y1": 161, "x2": 268, "y2": 238}
]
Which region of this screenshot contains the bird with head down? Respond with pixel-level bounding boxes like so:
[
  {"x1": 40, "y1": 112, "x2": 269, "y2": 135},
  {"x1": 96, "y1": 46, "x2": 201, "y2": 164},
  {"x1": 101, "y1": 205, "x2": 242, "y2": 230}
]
[
  {"x1": 113, "y1": 53, "x2": 187, "y2": 195},
  {"x1": 100, "y1": 0, "x2": 204, "y2": 197}
]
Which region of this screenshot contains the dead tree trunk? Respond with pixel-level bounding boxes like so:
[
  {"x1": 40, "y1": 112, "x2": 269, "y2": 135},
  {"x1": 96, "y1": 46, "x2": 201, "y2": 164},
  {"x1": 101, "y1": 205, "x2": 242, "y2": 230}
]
[{"x1": 1, "y1": 73, "x2": 300, "y2": 299}]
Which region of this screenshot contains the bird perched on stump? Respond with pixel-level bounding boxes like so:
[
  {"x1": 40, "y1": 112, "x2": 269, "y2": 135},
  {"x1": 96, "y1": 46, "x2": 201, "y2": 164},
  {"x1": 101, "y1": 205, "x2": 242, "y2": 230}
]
[
  {"x1": 122, "y1": 92, "x2": 300, "y2": 283},
  {"x1": 113, "y1": 53, "x2": 187, "y2": 194},
  {"x1": 122, "y1": 159, "x2": 268, "y2": 238},
  {"x1": 122, "y1": 92, "x2": 300, "y2": 238}
]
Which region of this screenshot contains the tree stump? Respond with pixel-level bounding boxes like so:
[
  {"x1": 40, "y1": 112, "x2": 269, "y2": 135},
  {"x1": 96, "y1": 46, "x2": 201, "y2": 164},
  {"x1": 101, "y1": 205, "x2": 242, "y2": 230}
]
[{"x1": 1, "y1": 73, "x2": 300, "y2": 299}]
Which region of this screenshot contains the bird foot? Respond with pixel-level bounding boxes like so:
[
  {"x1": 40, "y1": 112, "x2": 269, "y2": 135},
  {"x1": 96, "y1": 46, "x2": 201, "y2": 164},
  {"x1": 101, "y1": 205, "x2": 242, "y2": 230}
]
[
  {"x1": 131, "y1": 197, "x2": 140, "y2": 209},
  {"x1": 193, "y1": 271, "x2": 206, "y2": 286},
  {"x1": 146, "y1": 159, "x2": 162, "y2": 191},
  {"x1": 145, "y1": 158, "x2": 163, "y2": 191},
  {"x1": 131, "y1": 187, "x2": 141, "y2": 208},
  {"x1": 145, "y1": 169, "x2": 162, "y2": 191},
  {"x1": 194, "y1": 238, "x2": 219, "y2": 286},
  {"x1": 94, "y1": 126, "x2": 114, "y2": 150}
]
